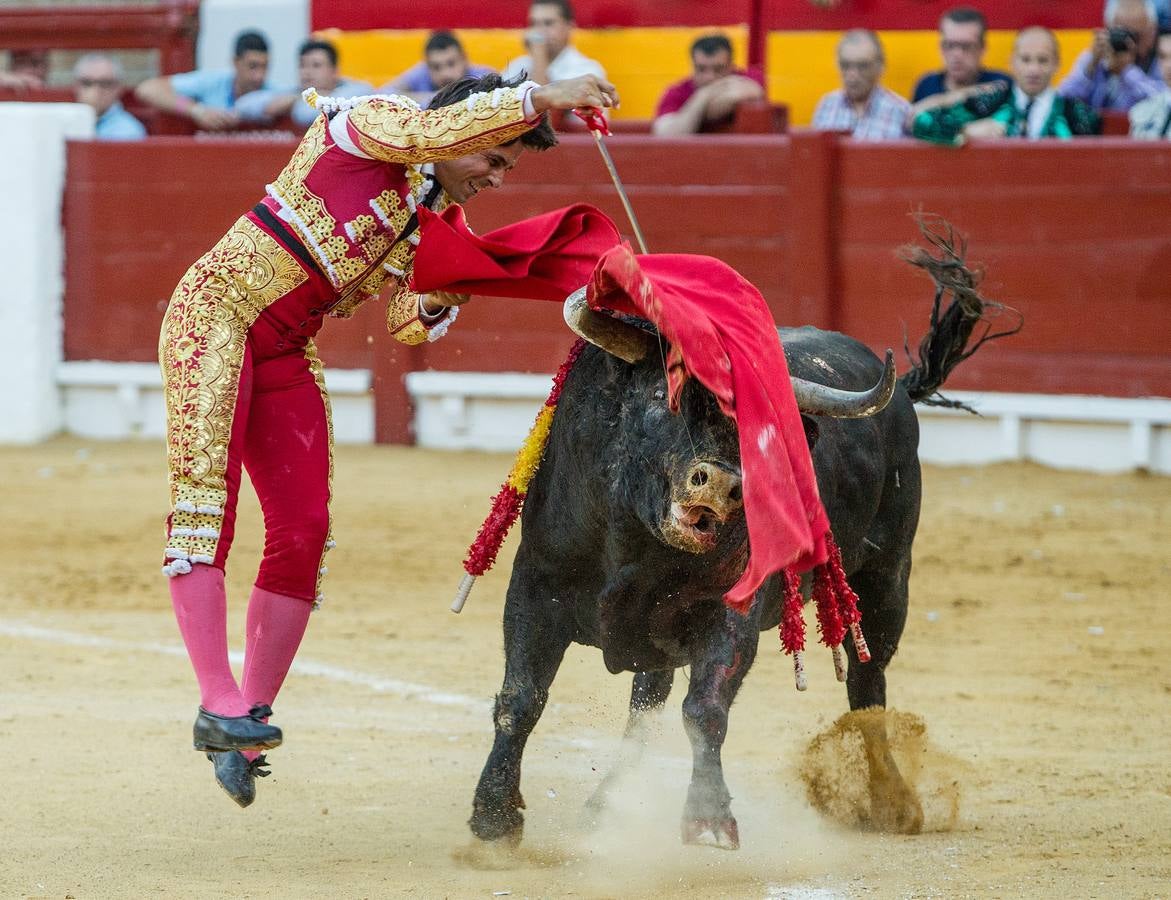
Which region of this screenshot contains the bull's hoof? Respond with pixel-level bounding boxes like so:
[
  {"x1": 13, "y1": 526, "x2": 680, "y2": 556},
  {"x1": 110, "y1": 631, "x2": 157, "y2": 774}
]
[
  {"x1": 468, "y1": 806, "x2": 525, "y2": 846},
  {"x1": 869, "y1": 780, "x2": 924, "y2": 835},
  {"x1": 681, "y1": 816, "x2": 740, "y2": 850}
]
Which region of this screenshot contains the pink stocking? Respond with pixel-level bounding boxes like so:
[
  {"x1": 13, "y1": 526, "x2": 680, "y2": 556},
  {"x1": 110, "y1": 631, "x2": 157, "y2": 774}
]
[
  {"x1": 169, "y1": 564, "x2": 250, "y2": 717},
  {"x1": 240, "y1": 585, "x2": 313, "y2": 714}
]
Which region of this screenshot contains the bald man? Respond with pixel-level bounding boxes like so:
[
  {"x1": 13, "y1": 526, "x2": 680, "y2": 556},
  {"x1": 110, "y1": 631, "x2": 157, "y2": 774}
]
[
  {"x1": 912, "y1": 27, "x2": 1100, "y2": 143},
  {"x1": 811, "y1": 29, "x2": 911, "y2": 140}
]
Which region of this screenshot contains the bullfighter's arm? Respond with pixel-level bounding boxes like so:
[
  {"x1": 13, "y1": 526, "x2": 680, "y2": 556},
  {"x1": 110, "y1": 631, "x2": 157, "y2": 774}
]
[
  {"x1": 336, "y1": 84, "x2": 542, "y2": 164},
  {"x1": 385, "y1": 279, "x2": 459, "y2": 346}
]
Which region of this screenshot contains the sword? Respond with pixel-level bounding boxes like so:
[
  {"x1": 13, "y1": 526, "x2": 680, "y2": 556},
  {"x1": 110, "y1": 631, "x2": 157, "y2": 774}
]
[
  {"x1": 574, "y1": 108, "x2": 649, "y2": 254},
  {"x1": 448, "y1": 107, "x2": 647, "y2": 617}
]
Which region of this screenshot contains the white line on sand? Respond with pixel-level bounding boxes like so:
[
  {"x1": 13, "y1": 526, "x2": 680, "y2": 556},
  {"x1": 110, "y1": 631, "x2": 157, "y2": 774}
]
[{"x1": 0, "y1": 619, "x2": 486, "y2": 711}]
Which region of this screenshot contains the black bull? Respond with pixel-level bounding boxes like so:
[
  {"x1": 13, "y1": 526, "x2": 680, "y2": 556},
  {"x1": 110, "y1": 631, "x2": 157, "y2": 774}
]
[{"x1": 467, "y1": 227, "x2": 1014, "y2": 849}]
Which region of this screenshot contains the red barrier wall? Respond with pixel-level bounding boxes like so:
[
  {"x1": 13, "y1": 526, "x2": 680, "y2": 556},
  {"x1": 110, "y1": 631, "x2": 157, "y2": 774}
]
[
  {"x1": 64, "y1": 135, "x2": 1171, "y2": 442},
  {"x1": 0, "y1": 0, "x2": 198, "y2": 74},
  {"x1": 64, "y1": 139, "x2": 381, "y2": 372}
]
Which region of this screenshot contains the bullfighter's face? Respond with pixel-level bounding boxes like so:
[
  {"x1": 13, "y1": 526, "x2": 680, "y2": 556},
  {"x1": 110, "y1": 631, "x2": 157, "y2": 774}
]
[
  {"x1": 615, "y1": 353, "x2": 746, "y2": 555},
  {"x1": 434, "y1": 141, "x2": 525, "y2": 202}
]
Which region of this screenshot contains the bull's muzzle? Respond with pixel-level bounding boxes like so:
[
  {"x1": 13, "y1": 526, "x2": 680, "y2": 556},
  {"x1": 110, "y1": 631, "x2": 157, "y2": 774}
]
[{"x1": 666, "y1": 461, "x2": 743, "y2": 553}]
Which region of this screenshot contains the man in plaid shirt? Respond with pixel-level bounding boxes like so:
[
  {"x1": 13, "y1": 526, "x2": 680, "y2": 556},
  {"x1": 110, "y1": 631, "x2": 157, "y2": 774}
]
[{"x1": 813, "y1": 30, "x2": 911, "y2": 140}]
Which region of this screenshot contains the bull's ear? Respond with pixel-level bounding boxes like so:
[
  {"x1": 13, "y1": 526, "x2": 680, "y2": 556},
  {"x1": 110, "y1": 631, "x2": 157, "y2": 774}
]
[{"x1": 800, "y1": 414, "x2": 820, "y2": 450}]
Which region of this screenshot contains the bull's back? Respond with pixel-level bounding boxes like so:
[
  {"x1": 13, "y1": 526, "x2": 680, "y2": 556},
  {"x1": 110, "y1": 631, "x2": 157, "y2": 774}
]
[{"x1": 778, "y1": 325, "x2": 921, "y2": 573}]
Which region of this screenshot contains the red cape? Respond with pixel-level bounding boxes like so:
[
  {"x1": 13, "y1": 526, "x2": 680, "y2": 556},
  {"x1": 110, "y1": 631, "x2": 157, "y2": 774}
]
[{"x1": 412, "y1": 203, "x2": 828, "y2": 610}]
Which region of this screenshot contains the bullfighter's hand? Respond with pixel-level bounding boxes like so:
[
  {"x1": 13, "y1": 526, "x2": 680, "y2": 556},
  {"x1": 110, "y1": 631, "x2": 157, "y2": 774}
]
[
  {"x1": 531, "y1": 75, "x2": 620, "y2": 113},
  {"x1": 420, "y1": 291, "x2": 471, "y2": 318}
]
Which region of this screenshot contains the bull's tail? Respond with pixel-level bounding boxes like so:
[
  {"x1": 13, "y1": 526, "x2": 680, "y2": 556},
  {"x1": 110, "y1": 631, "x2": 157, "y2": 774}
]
[{"x1": 897, "y1": 215, "x2": 1022, "y2": 411}]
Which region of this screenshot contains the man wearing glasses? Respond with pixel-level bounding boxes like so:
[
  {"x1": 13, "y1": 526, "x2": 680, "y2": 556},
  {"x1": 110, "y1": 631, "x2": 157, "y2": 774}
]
[
  {"x1": 73, "y1": 53, "x2": 146, "y2": 140},
  {"x1": 911, "y1": 7, "x2": 1012, "y2": 102},
  {"x1": 812, "y1": 29, "x2": 911, "y2": 140}
]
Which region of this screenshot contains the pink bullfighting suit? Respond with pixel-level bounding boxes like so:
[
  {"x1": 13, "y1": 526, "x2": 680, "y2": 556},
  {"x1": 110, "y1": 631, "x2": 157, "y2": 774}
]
[{"x1": 158, "y1": 82, "x2": 543, "y2": 723}]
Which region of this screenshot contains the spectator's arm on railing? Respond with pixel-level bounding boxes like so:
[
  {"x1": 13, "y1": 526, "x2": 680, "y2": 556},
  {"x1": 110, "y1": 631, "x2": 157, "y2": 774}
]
[
  {"x1": 136, "y1": 74, "x2": 239, "y2": 130},
  {"x1": 653, "y1": 77, "x2": 764, "y2": 136},
  {"x1": 0, "y1": 70, "x2": 42, "y2": 90},
  {"x1": 909, "y1": 82, "x2": 1008, "y2": 145},
  {"x1": 234, "y1": 88, "x2": 296, "y2": 123}
]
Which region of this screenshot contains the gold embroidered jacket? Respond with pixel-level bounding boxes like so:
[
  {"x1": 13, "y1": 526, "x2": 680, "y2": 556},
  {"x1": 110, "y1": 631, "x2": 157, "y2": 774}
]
[{"x1": 258, "y1": 84, "x2": 538, "y2": 343}]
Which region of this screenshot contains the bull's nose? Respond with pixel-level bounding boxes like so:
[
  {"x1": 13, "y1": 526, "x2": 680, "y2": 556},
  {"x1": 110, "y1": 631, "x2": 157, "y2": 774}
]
[{"x1": 685, "y1": 462, "x2": 743, "y2": 514}]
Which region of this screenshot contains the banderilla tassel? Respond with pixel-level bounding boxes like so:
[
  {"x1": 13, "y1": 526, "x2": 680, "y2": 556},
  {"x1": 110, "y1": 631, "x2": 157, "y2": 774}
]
[
  {"x1": 831, "y1": 643, "x2": 847, "y2": 682},
  {"x1": 793, "y1": 649, "x2": 808, "y2": 691},
  {"x1": 451, "y1": 573, "x2": 476, "y2": 614},
  {"x1": 849, "y1": 621, "x2": 871, "y2": 663}
]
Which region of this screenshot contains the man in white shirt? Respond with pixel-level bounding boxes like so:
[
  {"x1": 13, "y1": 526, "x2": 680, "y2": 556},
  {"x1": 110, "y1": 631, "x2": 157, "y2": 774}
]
[
  {"x1": 1130, "y1": 30, "x2": 1171, "y2": 137},
  {"x1": 502, "y1": 0, "x2": 605, "y2": 85}
]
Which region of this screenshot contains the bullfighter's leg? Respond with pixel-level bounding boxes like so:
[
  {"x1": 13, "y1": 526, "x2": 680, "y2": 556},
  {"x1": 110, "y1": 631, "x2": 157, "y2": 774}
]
[
  {"x1": 844, "y1": 560, "x2": 923, "y2": 834},
  {"x1": 469, "y1": 564, "x2": 574, "y2": 844},
  {"x1": 585, "y1": 669, "x2": 675, "y2": 817},
  {"x1": 680, "y1": 603, "x2": 762, "y2": 850}
]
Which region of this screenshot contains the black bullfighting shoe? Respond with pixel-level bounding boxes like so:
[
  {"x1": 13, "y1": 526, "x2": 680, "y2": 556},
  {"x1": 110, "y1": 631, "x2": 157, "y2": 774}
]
[
  {"x1": 193, "y1": 704, "x2": 282, "y2": 752},
  {"x1": 207, "y1": 751, "x2": 271, "y2": 808}
]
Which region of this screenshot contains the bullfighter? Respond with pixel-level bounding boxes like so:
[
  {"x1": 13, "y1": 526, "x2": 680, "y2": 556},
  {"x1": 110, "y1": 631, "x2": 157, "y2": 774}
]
[{"x1": 158, "y1": 71, "x2": 618, "y2": 807}]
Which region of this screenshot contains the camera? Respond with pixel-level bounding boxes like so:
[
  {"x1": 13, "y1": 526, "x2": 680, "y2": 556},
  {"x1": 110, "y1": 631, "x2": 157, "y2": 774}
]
[{"x1": 1108, "y1": 27, "x2": 1137, "y2": 53}]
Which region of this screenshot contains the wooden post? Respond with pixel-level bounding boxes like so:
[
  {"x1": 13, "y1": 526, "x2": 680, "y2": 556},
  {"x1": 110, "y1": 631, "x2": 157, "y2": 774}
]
[
  {"x1": 784, "y1": 129, "x2": 841, "y2": 331},
  {"x1": 371, "y1": 327, "x2": 417, "y2": 445}
]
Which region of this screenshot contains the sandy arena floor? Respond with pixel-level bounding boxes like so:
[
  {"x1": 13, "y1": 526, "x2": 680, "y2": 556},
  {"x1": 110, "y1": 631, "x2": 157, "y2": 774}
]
[{"x1": 1, "y1": 438, "x2": 1168, "y2": 899}]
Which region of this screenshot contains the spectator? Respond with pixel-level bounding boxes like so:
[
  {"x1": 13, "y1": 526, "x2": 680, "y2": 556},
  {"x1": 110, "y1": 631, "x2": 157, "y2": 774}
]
[
  {"x1": 236, "y1": 39, "x2": 371, "y2": 130},
  {"x1": 1104, "y1": 0, "x2": 1169, "y2": 63},
  {"x1": 1130, "y1": 30, "x2": 1171, "y2": 136},
  {"x1": 911, "y1": 8, "x2": 1013, "y2": 102},
  {"x1": 912, "y1": 28, "x2": 1099, "y2": 143},
  {"x1": 8, "y1": 49, "x2": 49, "y2": 86},
  {"x1": 135, "y1": 30, "x2": 273, "y2": 131},
  {"x1": 1059, "y1": 0, "x2": 1163, "y2": 112},
  {"x1": 652, "y1": 34, "x2": 765, "y2": 136},
  {"x1": 502, "y1": 0, "x2": 605, "y2": 85},
  {"x1": 72, "y1": 53, "x2": 146, "y2": 140},
  {"x1": 379, "y1": 31, "x2": 495, "y2": 106},
  {"x1": 812, "y1": 30, "x2": 910, "y2": 140}
]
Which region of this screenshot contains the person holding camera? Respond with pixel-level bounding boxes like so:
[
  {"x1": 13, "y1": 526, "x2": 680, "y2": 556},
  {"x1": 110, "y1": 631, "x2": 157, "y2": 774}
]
[
  {"x1": 1059, "y1": 0, "x2": 1163, "y2": 112},
  {"x1": 502, "y1": 0, "x2": 605, "y2": 85}
]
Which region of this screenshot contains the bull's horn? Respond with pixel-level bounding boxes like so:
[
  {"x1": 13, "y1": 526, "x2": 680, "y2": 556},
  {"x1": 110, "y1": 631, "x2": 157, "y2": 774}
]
[
  {"x1": 563, "y1": 287, "x2": 655, "y2": 364},
  {"x1": 791, "y1": 350, "x2": 898, "y2": 418}
]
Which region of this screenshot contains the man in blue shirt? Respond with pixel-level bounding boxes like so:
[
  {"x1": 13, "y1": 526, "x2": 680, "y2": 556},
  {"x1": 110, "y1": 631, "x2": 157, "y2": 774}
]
[
  {"x1": 379, "y1": 31, "x2": 496, "y2": 106},
  {"x1": 911, "y1": 7, "x2": 1012, "y2": 102},
  {"x1": 72, "y1": 53, "x2": 146, "y2": 140},
  {"x1": 235, "y1": 39, "x2": 372, "y2": 130},
  {"x1": 135, "y1": 30, "x2": 271, "y2": 131}
]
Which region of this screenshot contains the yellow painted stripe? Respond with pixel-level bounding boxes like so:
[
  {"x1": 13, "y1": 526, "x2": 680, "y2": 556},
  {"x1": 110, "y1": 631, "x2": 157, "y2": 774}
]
[
  {"x1": 318, "y1": 26, "x2": 750, "y2": 120},
  {"x1": 320, "y1": 26, "x2": 1094, "y2": 125}
]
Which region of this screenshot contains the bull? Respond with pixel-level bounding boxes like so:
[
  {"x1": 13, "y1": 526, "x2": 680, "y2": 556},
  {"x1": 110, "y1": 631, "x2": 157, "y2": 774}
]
[{"x1": 467, "y1": 223, "x2": 1014, "y2": 849}]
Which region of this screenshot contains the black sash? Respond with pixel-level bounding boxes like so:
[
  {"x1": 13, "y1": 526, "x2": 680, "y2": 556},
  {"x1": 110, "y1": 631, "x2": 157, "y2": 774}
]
[{"x1": 250, "y1": 178, "x2": 442, "y2": 310}]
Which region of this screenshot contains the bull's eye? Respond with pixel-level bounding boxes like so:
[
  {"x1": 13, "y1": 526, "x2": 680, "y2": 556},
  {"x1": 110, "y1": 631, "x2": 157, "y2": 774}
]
[{"x1": 652, "y1": 388, "x2": 666, "y2": 402}]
